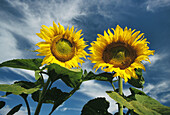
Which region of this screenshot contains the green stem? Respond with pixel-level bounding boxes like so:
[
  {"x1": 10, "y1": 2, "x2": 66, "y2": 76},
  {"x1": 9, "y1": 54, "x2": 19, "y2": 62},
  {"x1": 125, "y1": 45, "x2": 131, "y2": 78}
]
[
  {"x1": 34, "y1": 78, "x2": 51, "y2": 115},
  {"x1": 118, "y1": 77, "x2": 123, "y2": 115},
  {"x1": 23, "y1": 97, "x2": 31, "y2": 115},
  {"x1": 111, "y1": 81, "x2": 116, "y2": 91}
]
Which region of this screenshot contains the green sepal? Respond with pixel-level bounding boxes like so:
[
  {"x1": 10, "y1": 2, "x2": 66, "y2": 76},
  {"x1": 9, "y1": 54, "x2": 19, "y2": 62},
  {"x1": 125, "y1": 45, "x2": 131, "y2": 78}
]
[
  {"x1": 128, "y1": 68, "x2": 145, "y2": 88},
  {"x1": 81, "y1": 97, "x2": 112, "y2": 115},
  {"x1": 0, "y1": 58, "x2": 43, "y2": 70}
]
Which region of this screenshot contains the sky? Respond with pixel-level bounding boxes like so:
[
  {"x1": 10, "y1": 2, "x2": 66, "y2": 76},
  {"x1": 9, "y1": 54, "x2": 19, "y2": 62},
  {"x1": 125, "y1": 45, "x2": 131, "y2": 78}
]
[{"x1": 0, "y1": 0, "x2": 170, "y2": 114}]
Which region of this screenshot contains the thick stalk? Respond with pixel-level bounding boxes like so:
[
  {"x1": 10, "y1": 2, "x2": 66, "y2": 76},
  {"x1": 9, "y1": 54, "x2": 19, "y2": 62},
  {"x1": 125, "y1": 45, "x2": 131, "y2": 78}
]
[
  {"x1": 118, "y1": 77, "x2": 123, "y2": 115},
  {"x1": 34, "y1": 78, "x2": 51, "y2": 115}
]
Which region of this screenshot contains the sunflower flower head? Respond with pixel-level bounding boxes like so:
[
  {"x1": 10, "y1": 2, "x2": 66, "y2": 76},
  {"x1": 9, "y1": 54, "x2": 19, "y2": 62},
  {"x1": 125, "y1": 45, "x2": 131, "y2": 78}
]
[
  {"x1": 35, "y1": 22, "x2": 88, "y2": 69},
  {"x1": 88, "y1": 25, "x2": 154, "y2": 82}
]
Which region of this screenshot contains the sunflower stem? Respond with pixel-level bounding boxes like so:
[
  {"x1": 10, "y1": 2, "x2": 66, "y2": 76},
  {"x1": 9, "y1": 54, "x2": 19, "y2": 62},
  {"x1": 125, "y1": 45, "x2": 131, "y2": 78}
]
[
  {"x1": 34, "y1": 78, "x2": 51, "y2": 115},
  {"x1": 111, "y1": 82, "x2": 116, "y2": 91},
  {"x1": 118, "y1": 77, "x2": 123, "y2": 115}
]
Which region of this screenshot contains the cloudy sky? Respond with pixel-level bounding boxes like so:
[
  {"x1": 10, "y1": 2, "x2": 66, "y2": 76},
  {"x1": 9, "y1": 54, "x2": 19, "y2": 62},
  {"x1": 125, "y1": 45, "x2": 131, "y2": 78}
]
[{"x1": 0, "y1": 0, "x2": 170, "y2": 114}]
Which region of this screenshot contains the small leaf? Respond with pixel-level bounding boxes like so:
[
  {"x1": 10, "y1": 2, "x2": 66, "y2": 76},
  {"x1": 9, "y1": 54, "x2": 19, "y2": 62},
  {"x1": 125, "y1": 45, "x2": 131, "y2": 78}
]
[
  {"x1": 35, "y1": 70, "x2": 42, "y2": 80},
  {"x1": 81, "y1": 97, "x2": 112, "y2": 115},
  {"x1": 128, "y1": 68, "x2": 145, "y2": 88},
  {"x1": 47, "y1": 63, "x2": 83, "y2": 88},
  {"x1": 129, "y1": 87, "x2": 146, "y2": 96},
  {"x1": 7, "y1": 104, "x2": 22, "y2": 115},
  {"x1": 0, "y1": 58, "x2": 43, "y2": 70},
  {"x1": 0, "y1": 101, "x2": 5, "y2": 109}
]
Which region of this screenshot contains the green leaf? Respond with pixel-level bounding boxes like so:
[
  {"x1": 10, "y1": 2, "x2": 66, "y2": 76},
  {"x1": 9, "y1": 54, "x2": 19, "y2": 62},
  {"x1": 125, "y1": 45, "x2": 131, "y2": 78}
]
[
  {"x1": 35, "y1": 70, "x2": 42, "y2": 80},
  {"x1": 0, "y1": 58, "x2": 43, "y2": 70},
  {"x1": 81, "y1": 97, "x2": 112, "y2": 115},
  {"x1": 0, "y1": 79, "x2": 43, "y2": 95},
  {"x1": 134, "y1": 94, "x2": 170, "y2": 115},
  {"x1": 128, "y1": 68, "x2": 145, "y2": 88},
  {"x1": 7, "y1": 104, "x2": 22, "y2": 115},
  {"x1": 83, "y1": 71, "x2": 113, "y2": 82},
  {"x1": 47, "y1": 63, "x2": 83, "y2": 88},
  {"x1": 129, "y1": 87, "x2": 146, "y2": 96},
  {"x1": 106, "y1": 91, "x2": 160, "y2": 115},
  {"x1": 49, "y1": 88, "x2": 70, "y2": 114},
  {"x1": 0, "y1": 101, "x2": 5, "y2": 109},
  {"x1": 107, "y1": 88, "x2": 170, "y2": 115},
  {"x1": 106, "y1": 91, "x2": 134, "y2": 110},
  {"x1": 32, "y1": 87, "x2": 69, "y2": 105}
]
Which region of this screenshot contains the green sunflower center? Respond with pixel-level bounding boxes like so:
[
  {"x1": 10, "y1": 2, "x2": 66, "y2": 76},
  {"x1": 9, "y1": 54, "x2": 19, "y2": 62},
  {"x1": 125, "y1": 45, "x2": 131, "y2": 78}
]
[
  {"x1": 103, "y1": 42, "x2": 136, "y2": 69},
  {"x1": 51, "y1": 37, "x2": 75, "y2": 62},
  {"x1": 55, "y1": 39, "x2": 72, "y2": 55}
]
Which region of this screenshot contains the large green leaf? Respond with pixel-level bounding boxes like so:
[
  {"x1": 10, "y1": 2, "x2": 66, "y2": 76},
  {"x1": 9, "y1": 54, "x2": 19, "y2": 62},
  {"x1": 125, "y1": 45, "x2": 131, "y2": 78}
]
[
  {"x1": 0, "y1": 79, "x2": 43, "y2": 95},
  {"x1": 128, "y1": 68, "x2": 145, "y2": 88},
  {"x1": 83, "y1": 71, "x2": 113, "y2": 82},
  {"x1": 47, "y1": 63, "x2": 83, "y2": 88},
  {"x1": 32, "y1": 87, "x2": 69, "y2": 105},
  {"x1": 0, "y1": 58, "x2": 43, "y2": 70},
  {"x1": 81, "y1": 97, "x2": 112, "y2": 115},
  {"x1": 106, "y1": 91, "x2": 160, "y2": 115},
  {"x1": 49, "y1": 88, "x2": 70, "y2": 115},
  {"x1": 129, "y1": 88, "x2": 170, "y2": 115},
  {"x1": 107, "y1": 88, "x2": 170, "y2": 115},
  {"x1": 7, "y1": 104, "x2": 22, "y2": 115}
]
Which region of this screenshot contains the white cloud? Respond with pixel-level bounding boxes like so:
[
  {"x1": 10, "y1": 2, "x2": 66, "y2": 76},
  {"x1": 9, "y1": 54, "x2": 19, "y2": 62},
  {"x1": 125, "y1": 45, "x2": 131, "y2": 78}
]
[
  {"x1": 143, "y1": 80, "x2": 170, "y2": 103},
  {"x1": 7, "y1": 68, "x2": 35, "y2": 82},
  {"x1": 59, "y1": 107, "x2": 81, "y2": 112},
  {"x1": 143, "y1": 53, "x2": 168, "y2": 67},
  {"x1": 81, "y1": 60, "x2": 95, "y2": 73},
  {"x1": 0, "y1": 105, "x2": 28, "y2": 115},
  {"x1": 0, "y1": 0, "x2": 86, "y2": 63},
  {"x1": 145, "y1": 0, "x2": 170, "y2": 12},
  {"x1": 78, "y1": 80, "x2": 131, "y2": 113}
]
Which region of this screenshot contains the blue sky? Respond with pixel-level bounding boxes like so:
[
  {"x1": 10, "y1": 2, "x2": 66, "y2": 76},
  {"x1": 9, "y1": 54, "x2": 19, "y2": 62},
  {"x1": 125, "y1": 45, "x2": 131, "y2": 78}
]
[{"x1": 0, "y1": 0, "x2": 170, "y2": 114}]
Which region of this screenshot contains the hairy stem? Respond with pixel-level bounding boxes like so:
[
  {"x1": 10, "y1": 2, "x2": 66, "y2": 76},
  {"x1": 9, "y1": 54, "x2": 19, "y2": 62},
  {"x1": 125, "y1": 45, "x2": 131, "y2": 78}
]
[{"x1": 118, "y1": 77, "x2": 123, "y2": 115}]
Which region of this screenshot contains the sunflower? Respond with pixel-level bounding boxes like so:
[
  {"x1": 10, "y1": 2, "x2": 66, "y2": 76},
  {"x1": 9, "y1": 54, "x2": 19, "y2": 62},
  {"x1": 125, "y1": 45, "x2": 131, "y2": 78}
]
[
  {"x1": 35, "y1": 22, "x2": 88, "y2": 69},
  {"x1": 88, "y1": 25, "x2": 154, "y2": 82}
]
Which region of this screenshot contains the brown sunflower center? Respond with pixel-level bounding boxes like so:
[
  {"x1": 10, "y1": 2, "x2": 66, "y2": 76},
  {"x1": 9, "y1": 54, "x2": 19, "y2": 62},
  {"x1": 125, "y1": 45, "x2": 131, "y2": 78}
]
[
  {"x1": 51, "y1": 36, "x2": 75, "y2": 62},
  {"x1": 102, "y1": 42, "x2": 136, "y2": 69}
]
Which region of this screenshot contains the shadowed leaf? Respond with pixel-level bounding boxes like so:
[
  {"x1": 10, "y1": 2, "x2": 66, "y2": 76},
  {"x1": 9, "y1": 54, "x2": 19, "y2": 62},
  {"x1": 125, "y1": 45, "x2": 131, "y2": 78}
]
[
  {"x1": 83, "y1": 71, "x2": 113, "y2": 82},
  {"x1": 7, "y1": 104, "x2": 22, "y2": 115},
  {"x1": 81, "y1": 97, "x2": 112, "y2": 115},
  {"x1": 0, "y1": 101, "x2": 5, "y2": 109}
]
